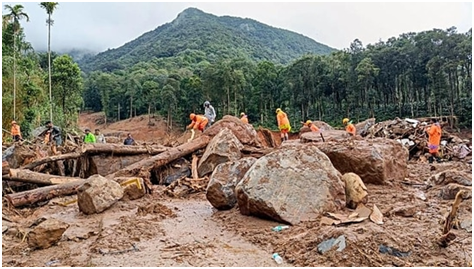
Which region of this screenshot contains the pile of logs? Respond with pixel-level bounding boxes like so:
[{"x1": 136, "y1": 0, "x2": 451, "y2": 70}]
[
  {"x1": 363, "y1": 117, "x2": 471, "y2": 160},
  {"x1": 2, "y1": 118, "x2": 276, "y2": 208}
]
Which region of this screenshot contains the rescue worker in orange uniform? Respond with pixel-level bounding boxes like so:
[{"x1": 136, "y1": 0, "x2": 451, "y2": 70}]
[
  {"x1": 303, "y1": 120, "x2": 320, "y2": 132},
  {"x1": 343, "y1": 118, "x2": 356, "y2": 136},
  {"x1": 187, "y1": 113, "x2": 209, "y2": 132},
  {"x1": 426, "y1": 118, "x2": 442, "y2": 163},
  {"x1": 276, "y1": 108, "x2": 291, "y2": 141},
  {"x1": 11, "y1": 120, "x2": 22, "y2": 142},
  {"x1": 240, "y1": 112, "x2": 249, "y2": 124}
]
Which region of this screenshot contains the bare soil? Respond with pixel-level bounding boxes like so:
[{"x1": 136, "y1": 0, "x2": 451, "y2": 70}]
[{"x1": 2, "y1": 113, "x2": 472, "y2": 267}]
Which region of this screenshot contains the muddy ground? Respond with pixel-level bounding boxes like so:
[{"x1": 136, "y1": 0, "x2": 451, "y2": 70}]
[
  {"x1": 2, "y1": 113, "x2": 472, "y2": 266},
  {"x1": 2, "y1": 160, "x2": 472, "y2": 267}
]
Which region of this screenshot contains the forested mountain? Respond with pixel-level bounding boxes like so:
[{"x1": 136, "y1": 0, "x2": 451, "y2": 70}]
[
  {"x1": 81, "y1": 26, "x2": 472, "y2": 130},
  {"x1": 2, "y1": 4, "x2": 472, "y2": 142},
  {"x1": 78, "y1": 8, "x2": 335, "y2": 72}
]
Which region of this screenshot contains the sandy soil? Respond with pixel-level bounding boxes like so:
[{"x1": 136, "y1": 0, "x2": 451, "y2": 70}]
[
  {"x1": 2, "y1": 161, "x2": 472, "y2": 267},
  {"x1": 2, "y1": 113, "x2": 472, "y2": 267}
]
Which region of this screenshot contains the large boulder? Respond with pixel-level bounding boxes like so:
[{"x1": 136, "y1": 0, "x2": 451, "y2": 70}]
[
  {"x1": 300, "y1": 130, "x2": 349, "y2": 143},
  {"x1": 198, "y1": 128, "x2": 244, "y2": 177},
  {"x1": 355, "y1": 118, "x2": 376, "y2": 136},
  {"x1": 299, "y1": 121, "x2": 335, "y2": 133},
  {"x1": 206, "y1": 157, "x2": 257, "y2": 210},
  {"x1": 235, "y1": 144, "x2": 345, "y2": 225},
  {"x1": 428, "y1": 169, "x2": 472, "y2": 186},
  {"x1": 342, "y1": 173, "x2": 368, "y2": 209},
  {"x1": 3, "y1": 144, "x2": 37, "y2": 169},
  {"x1": 204, "y1": 115, "x2": 261, "y2": 147},
  {"x1": 28, "y1": 218, "x2": 69, "y2": 249},
  {"x1": 88, "y1": 154, "x2": 149, "y2": 177},
  {"x1": 256, "y1": 128, "x2": 278, "y2": 148},
  {"x1": 77, "y1": 175, "x2": 124, "y2": 214},
  {"x1": 314, "y1": 138, "x2": 408, "y2": 185}
]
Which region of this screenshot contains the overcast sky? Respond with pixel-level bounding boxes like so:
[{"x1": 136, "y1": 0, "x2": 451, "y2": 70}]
[{"x1": 3, "y1": 2, "x2": 472, "y2": 53}]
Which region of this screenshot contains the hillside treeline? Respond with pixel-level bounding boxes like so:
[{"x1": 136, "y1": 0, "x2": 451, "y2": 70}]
[
  {"x1": 2, "y1": 5, "x2": 83, "y2": 139},
  {"x1": 83, "y1": 27, "x2": 472, "y2": 130}
]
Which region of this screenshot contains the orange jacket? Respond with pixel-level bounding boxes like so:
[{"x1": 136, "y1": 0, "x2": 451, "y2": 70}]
[
  {"x1": 346, "y1": 123, "x2": 356, "y2": 136},
  {"x1": 427, "y1": 123, "x2": 441, "y2": 153},
  {"x1": 188, "y1": 115, "x2": 209, "y2": 131},
  {"x1": 309, "y1": 124, "x2": 319, "y2": 132},
  {"x1": 11, "y1": 124, "x2": 21, "y2": 137},
  {"x1": 277, "y1": 111, "x2": 291, "y2": 131},
  {"x1": 241, "y1": 115, "x2": 249, "y2": 124}
]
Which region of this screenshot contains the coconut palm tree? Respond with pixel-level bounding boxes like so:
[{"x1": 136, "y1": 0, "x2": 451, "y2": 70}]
[
  {"x1": 3, "y1": 4, "x2": 29, "y2": 121},
  {"x1": 40, "y1": 2, "x2": 59, "y2": 122}
]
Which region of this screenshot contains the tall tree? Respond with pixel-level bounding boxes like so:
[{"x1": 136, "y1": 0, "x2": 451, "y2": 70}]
[
  {"x1": 3, "y1": 4, "x2": 29, "y2": 120},
  {"x1": 40, "y1": 2, "x2": 59, "y2": 122}
]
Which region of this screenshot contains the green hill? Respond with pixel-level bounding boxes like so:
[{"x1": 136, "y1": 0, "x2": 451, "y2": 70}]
[{"x1": 78, "y1": 7, "x2": 335, "y2": 72}]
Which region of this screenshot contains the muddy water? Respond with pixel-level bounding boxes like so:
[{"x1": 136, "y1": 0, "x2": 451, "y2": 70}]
[
  {"x1": 2, "y1": 197, "x2": 288, "y2": 267},
  {"x1": 88, "y1": 200, "x2": 283, "y2": 267}
]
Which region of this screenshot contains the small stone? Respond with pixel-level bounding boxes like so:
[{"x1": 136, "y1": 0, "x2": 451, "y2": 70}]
[{"x1": 27, "y1": 218, "x2": 69, "y2": 249}]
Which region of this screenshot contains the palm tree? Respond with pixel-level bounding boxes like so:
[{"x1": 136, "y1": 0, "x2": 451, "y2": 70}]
[
  {"x1": 40, "y1": 2, "x2": 59, "y2": 122},
  {"x1": 3, "y1": 4, "x2": 29, "y2": 121}
]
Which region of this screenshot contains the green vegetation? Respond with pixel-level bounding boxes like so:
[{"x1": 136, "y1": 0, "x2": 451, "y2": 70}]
[
  {"x1": 2, "y1": 5, "x2": 472, "y2": 142},
  {"x1": 81, "y1": 19, "x2": 472, "y2": 129},
  {"x1": 2, "y1": 3, "x2": 83, "y2": 139},
  {"x1": 78, "y1": 8, "x2": 335, "y2": 73}
]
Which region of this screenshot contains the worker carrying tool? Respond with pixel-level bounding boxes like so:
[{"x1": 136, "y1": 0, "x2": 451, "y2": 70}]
[
  {"x1": 187, "y1": 113, "x2": 209, "y2": 132},
  {"x1": 302, "y1": 120, "x2": 320, "y2": 132},
  {"x1": 240, "y1": 112, "x2": 249, "y2": 124},
  {"x1": 275, "y1": 108, "x2": 291, "y2": 141},
  {"x1": 343, "y1": 118, "x2": 356, "y2": 136}
]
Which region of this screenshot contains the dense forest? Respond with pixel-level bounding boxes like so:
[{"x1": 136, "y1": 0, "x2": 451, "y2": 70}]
[
  {"x1": 81, "y1": 26, "x2": 472, "y2": 130},
  {"x1": 78, "y1": 8, "x2": 335, "y2": 72},
  {"x1": 2, "y1": 5, "x2": 472, "y2": 141},
  {"x1": 2, "y1": 3, "x2": 83, "y2": 139}
]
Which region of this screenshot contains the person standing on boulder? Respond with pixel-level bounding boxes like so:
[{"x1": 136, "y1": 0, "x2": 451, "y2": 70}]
[
  {"x1": 10, "y1": 120, "x2": 23, "y2": 142},
  {"x1": 203, "y1": 101, "x2": 216, "y2": 129},
  {"x1": 303, "y1": 120, "x2": 319, "y2": 132},
  {"x1": 426, "y1": 118, "x2": 442, "y2": 163},
  {"x1": 187, "y1": 113, "x2": 209, "y2": 132},
  {"x1": 276, "y1": 108, "x2": 291, "y2": 141},
  {"x1": 343, "y1": 118, "x2": 356, "y2": 136},
  {"x1": 240, "y1": 112, "x2": 249, "y2": 124}
]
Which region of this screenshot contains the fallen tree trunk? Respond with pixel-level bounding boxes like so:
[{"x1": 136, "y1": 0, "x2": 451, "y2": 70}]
[
  {"x1": 7, "y1": 169, "x2": 82, "y2": 185},
  {"x1": 3, "y1": 161, "x2": 10, "y2": 175},
  {"x1": 81, "y1": 143, "x2": 169, "y2": 155},
  {"x1": 22, "y1": 152, "x2": 81, "y2": 170},
  {"x1": 109, "y1": 135, "x2": 210, "y2": 181},
  {"x1": 5, "y1": 180, "x2": 86, "y2": 207}
]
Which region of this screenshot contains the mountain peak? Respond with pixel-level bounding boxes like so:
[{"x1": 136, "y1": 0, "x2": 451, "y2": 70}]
[{"x1": 78, "y1": 8, "x2": 335, "y2": 72}]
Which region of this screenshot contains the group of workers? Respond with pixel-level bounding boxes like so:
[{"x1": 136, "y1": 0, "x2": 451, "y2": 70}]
[
  {"x1": 83, "y1": 128, "x2": 136, "y2": 145},
  {"x1": 83, "y1": 128, "x2": 106, "y2": 144},
  {"x1": 185, "y1": 103, "x2": 443, "y2": 163},
  {"x1": 9, "y1": 101, "x2": 443, "y2": 163}
]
